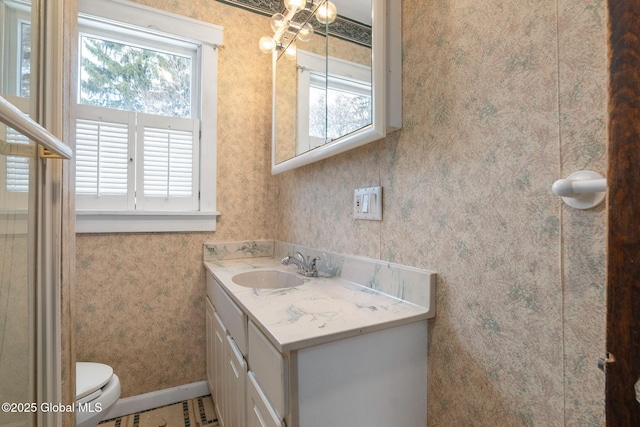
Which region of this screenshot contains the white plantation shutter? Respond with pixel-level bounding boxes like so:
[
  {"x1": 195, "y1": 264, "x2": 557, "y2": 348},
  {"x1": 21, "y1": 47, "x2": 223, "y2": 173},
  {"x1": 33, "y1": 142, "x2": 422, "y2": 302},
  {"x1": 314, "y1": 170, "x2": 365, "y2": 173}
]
[
  {"x1": 5, "y1": 127, "x2": 30, "y2": 192},
  {"x1": 1, "y1": 96, "x2": 31, "y2": 209},
  {"x1": 75, "y1": 106, "x2": 200, "y2": 213},
  {"x1": 136, "y1": 113, "x2": 199, "y2": 211},
  {"x1": 75, "y1": 105, "x2": 135, "y2": 210}
]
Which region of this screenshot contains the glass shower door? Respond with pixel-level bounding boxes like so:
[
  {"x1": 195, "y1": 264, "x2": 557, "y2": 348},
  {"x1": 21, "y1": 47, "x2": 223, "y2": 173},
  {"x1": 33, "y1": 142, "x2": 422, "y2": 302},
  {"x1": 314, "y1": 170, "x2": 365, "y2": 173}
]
[
  {"x1": 0, "y1": 0, "x2": 37, "y2": 425},
  {"x1": 0, "y1": 119, "x2": 36, "y2": 427}
]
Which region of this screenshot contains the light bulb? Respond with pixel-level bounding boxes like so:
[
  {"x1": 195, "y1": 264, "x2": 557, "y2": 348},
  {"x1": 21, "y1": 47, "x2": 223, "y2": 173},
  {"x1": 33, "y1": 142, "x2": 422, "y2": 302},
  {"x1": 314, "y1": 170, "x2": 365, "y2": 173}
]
[
  {"x1": 259, "y1": 36, "x2": 276, "y2": 54},
  {"x1": 284, "y1": 43, "x2": 297, "y2": 60},
  {"x1": 284, "y1": 0, "x2": 305, "y2": 13},
  {"x1": 297, "y1": 22, "x2": 314, "y2": 43},
  {"x1": 315, "y1": 1, "x2": 337, "y2": 24},
  {"x1": 270, "y1": 13, "x2": 287, "y2": 33}
]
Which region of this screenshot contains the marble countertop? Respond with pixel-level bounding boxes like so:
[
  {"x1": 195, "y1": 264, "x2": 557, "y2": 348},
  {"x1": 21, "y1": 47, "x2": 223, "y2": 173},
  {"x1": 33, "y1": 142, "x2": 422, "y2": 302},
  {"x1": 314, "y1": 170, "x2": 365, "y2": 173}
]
[{"x1": 204, "y1": 257, "x2": 431, "y2": 353}]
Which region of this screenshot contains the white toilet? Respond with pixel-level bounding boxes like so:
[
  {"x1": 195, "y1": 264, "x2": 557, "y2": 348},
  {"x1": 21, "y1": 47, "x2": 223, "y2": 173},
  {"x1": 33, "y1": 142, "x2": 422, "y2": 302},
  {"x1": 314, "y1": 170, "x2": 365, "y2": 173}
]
[{"x1": 76, "y1": 362, "x2": 121, "y2": 427}]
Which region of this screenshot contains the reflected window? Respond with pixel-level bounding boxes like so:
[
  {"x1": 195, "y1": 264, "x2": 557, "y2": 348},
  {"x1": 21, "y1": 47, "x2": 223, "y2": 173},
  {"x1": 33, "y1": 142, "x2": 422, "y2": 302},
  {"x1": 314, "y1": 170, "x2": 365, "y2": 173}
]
[
  {"x1": 296, "y1": 50, "x2": 372, "y2": 155},
  {"x1": 1, "y1": 0, "x2": 32, "y2": 208},
  {"x1": 2, "y1": 0, "x2": 31, "y2": 97},
  {"x1": 18, "y1": 20, "x2": 30, "y2": 97},
  {"x1": 308, "y1": 73, "x2": 372, "y2": 141}
]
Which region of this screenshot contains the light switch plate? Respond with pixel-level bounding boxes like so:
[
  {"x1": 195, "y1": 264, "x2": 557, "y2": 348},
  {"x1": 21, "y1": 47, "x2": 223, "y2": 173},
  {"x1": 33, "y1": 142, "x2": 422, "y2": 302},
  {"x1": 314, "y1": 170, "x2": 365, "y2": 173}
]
[{"x1": 354, "y1": 186, "x2": 382, "y2": 220}]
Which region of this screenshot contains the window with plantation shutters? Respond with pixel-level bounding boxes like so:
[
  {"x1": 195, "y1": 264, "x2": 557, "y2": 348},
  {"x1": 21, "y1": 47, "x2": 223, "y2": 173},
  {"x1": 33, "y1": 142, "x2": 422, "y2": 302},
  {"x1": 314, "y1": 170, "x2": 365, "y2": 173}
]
[{"x1": 76, "y1": 0, "x2": 222, "y2": 233}]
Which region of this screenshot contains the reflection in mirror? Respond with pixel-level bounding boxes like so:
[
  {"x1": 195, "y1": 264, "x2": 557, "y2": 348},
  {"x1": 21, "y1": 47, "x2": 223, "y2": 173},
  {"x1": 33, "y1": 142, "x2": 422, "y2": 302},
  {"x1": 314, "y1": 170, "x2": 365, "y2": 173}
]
[
  {"x1": 1, "y1": 0, "x2": 34, "y2": 212},
  {"x1": 258, "y1": 0, "x2": 339, "y2": 61},
  {"x1": 296, "y1": 50, "x2": 372, "y2": 155},
  {"x1": 273, "y1": 0, "x2": 373, "y2": 165},
  {"x1": 1, "y1": 0, "x2": 32, "y2": 97}
]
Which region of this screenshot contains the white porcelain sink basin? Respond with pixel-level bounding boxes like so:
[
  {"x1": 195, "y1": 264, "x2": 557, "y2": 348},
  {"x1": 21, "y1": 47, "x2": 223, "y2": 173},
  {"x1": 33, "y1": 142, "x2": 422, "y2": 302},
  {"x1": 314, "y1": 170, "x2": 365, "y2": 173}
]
[{"x1": 232, "y1": 270, "x2": 304, "y2": 289}]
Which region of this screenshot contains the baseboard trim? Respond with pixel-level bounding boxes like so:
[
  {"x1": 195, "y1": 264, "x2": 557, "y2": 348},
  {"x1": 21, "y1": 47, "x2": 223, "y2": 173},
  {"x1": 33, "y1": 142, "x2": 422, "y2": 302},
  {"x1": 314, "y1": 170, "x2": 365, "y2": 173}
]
[{"x1": 103, "y1": 381, "x2": 211, "y2": 419}]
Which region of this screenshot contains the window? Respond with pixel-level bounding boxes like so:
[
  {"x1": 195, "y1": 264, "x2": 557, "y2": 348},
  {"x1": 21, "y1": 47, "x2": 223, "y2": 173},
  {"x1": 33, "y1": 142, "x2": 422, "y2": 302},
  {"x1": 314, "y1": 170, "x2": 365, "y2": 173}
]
[{"x1": 76, "y1": 0, "x2": 222, "y2": 233}]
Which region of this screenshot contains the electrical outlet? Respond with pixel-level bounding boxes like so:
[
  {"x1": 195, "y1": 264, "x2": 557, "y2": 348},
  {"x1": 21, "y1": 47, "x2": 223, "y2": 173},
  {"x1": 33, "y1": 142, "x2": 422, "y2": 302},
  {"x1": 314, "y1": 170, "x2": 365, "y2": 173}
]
[{"x1": 354, "y1": 186, "x2": 382, "y2": 220}]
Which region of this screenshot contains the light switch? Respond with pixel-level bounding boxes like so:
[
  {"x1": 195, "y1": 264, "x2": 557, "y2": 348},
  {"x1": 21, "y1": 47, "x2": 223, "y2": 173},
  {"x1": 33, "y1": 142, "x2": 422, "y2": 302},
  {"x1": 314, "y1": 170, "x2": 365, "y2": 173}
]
[
  {"x1": 354, "y1": 187, "x2": 382, "y2": 220},
  {"x1": 362, "y1": 194, "x2": 370, "y2": 212}
]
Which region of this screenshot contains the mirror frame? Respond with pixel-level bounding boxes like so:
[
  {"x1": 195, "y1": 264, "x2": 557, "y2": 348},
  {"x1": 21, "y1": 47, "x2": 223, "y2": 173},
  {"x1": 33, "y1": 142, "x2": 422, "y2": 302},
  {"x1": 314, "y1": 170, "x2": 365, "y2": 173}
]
[{"x1": 271, "y1": 0, "x2": 389, "y2": 174}]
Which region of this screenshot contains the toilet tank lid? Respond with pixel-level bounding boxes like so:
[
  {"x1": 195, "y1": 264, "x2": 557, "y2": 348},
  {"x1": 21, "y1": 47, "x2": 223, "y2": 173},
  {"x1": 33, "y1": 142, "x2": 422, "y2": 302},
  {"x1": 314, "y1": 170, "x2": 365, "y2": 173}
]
[{"x1": 76, "y1": 362, "x2": 114, "y2": 400}]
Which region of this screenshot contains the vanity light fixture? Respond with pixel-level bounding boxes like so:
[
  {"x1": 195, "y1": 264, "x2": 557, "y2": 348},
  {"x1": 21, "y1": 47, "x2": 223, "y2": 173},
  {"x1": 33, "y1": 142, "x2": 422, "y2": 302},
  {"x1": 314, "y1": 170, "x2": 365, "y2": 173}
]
[{"x1": 258, "y1": 0, "x2": 337, "y2": 59}]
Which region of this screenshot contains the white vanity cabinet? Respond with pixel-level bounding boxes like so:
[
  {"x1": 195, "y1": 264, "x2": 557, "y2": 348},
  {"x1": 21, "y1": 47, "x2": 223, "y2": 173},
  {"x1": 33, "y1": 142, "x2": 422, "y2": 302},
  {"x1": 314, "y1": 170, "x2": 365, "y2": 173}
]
[{"x1": 205, "y1": 270, "x2": 429, "y2": 427}]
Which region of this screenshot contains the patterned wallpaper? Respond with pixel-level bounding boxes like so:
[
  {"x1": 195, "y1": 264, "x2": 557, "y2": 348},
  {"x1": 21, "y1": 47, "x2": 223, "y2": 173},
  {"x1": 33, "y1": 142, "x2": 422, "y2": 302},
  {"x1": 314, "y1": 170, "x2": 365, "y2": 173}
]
[
  {"x1": 74, "y1": 0, "x2": 607, "y2": 425},
  {"x1": 275, "y1": 0, "x2": 607, "y2": 426}
]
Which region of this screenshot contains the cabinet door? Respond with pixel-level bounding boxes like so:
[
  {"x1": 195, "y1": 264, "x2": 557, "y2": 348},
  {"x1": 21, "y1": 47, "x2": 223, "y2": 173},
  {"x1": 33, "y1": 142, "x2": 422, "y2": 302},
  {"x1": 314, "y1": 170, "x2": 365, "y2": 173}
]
[
  {"x1": 246, "y1": 372, "x2": 285, "y2": 427},
  {"x1": 205, "y1": 297, "x2": 215, "y2": 394},
  {"x1": 247, "y1": 321, "x2": 287, "y2": 417},
  {"x1": 225, "y1": 336, "x2": 247, "y2": 427},
  {"x1": 213, "y1": 311, "x2": 227, "y2": 426}
]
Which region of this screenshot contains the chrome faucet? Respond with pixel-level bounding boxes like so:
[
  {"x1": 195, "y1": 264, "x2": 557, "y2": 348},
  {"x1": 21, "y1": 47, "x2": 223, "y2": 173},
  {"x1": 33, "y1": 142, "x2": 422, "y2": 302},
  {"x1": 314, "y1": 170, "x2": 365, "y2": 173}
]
[{"x1": 282, "y1": 252, "x2": 320, "y2": 277}]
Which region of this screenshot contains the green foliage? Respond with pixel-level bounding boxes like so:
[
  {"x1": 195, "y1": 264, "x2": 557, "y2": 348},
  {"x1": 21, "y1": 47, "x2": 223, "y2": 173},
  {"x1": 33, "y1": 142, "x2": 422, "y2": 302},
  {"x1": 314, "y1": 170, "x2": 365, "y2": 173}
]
[{"x1": 79, "y1": 36, "x2": 192, "y2": 118}]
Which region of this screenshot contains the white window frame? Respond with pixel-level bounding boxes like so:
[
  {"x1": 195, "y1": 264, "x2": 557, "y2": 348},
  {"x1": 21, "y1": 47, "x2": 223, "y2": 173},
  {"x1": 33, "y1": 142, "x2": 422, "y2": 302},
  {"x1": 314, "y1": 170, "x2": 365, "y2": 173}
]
[{"x1": 76, "y1": 0, "x2": 222, "y2": 233}]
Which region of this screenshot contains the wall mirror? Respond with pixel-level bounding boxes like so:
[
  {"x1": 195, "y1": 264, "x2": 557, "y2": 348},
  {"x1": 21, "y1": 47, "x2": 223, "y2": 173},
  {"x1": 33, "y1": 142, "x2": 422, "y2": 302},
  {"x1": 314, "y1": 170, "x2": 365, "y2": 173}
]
[{"x1": 268, "y1": 0, "x2": 400, "y2": 174}]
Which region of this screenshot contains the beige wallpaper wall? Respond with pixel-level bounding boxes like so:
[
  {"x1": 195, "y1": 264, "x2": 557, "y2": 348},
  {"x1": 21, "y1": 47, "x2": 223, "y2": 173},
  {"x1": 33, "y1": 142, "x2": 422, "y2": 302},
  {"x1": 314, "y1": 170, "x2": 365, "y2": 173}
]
[
  {"x1": 75, "y1": 0, "x2": 607, "y2": 425},
  {"x1": 276, "y1": 0, "x2": 607, "y2": 426}
]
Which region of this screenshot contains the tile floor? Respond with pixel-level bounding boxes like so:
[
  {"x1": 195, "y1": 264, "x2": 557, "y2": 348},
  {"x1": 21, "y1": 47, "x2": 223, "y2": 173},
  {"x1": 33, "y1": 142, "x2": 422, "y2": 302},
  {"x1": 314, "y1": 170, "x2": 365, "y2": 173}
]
[{"x1": 99, "y1": 395, "x2": 218, "y2": 427}]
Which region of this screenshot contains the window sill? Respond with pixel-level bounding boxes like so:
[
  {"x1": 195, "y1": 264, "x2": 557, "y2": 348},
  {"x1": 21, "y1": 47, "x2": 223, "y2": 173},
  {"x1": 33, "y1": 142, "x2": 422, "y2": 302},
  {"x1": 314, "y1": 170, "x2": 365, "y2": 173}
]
[{"x1": 76, "y1": 210, "x2": 220, "y2": 233}]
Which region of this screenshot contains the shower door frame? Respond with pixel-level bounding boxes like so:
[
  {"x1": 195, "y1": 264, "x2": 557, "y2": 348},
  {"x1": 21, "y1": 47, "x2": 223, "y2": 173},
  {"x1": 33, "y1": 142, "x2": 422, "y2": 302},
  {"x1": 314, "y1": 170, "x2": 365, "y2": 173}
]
[{"x1": 35, "y1": 0, "x2": 74, "y2": 425}]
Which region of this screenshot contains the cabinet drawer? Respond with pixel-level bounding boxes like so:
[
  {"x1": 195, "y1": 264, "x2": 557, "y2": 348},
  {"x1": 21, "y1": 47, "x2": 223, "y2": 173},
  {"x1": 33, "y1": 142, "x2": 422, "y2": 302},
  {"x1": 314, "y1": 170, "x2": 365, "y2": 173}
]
[
  {"x1": 248, "y1": 321, "x2": 287, "y2": 418},
  {"x1": 212, "y1": 279, "x2": 248, "y2": 356}
]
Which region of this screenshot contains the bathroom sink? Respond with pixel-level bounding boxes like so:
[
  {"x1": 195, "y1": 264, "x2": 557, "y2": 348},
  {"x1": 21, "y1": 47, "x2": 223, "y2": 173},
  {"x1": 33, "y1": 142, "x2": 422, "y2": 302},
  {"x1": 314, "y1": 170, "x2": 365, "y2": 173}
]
[{"x1": 232, "y1": 270, "x2": 304, "y2": 289}]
